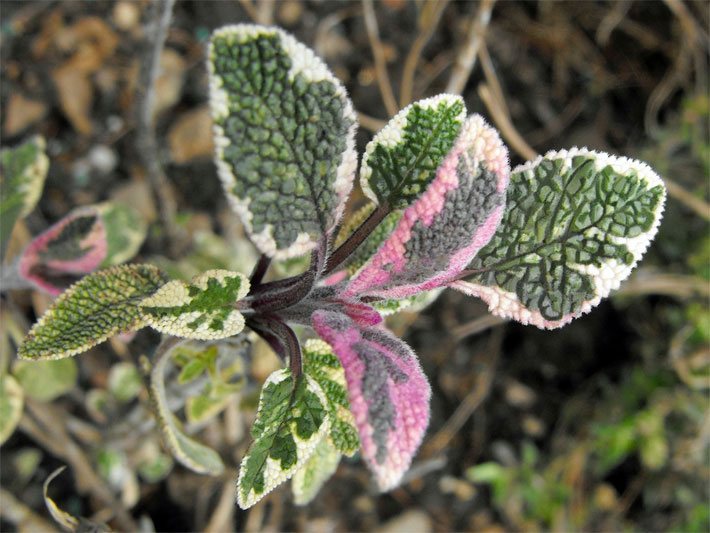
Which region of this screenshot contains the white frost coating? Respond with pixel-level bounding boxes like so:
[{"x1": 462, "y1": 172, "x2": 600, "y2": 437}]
[
  {"x1": 359, "y1": 94, "x2": 466, "y2": 204},
  {"x1": 237, "y1": 370, "x2": 331, "y2": 509},
  {"x1": 208, "y1": 24, "x2": 358, "y2": 257},
  {"x1": 452, "y1": 148, "x2": 666, "y2": 330}
]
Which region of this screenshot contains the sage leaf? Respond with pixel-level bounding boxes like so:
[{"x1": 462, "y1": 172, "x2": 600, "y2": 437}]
[
  {"x1": 0, "y1": 375, "x2": 23, "y2": 445},
  {"x1": 19, "y1": 265, "x2": 168, "y2": 360},
  {"x1": 291, "y1": 437, "x2": 341, "y2": 506},
  {"x1": 453, "y1": 148, "x2": 666, "y2": 328}
]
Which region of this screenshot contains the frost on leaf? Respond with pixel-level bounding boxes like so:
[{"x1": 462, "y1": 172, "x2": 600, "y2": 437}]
[
  {"x1": 344, "y1": 114, "x2": 509, "y2": 301},
  {"x1": 140, "y1": 270, "x2": 249, "y2": 340},
  {"x1": 311, "y1": 310, "x2": 430, "y2": 491},
  {"x1": 360, "y1": 94, "x2": 466, "y2": 208},
  {"x1": 18, "y1": 203, "x2": 147, "y2": 295},
  {"x1": 0, "y1": 375, "x2": 24, "y2": 445},
  {"x1": 292, "y1": 437, "x2": 341, "y2": 506},
  {"x1": 303, "y1": 339, "x2": 359, "y2": 455},
  {"x1": 237, "y1": 369, "x2": 329, "y2": 509},
  {"x1": 453, "y1": 148, "x2": 666, "y2": 329},
  {"x1": 149, "y1": 340, "x2": 225, "y2": 476},
  {"x1": 208, "y1": 24, "x2": 357, "y2": 259},
  {"x1": 0, "y1": 135, "x2": 49, "y2": 259},
  {"x1": 19, "y1": 265, "x2": 167, "y2": 360}
]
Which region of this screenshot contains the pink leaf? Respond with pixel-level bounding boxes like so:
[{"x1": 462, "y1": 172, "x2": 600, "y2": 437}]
[
  {"x1": 19, "y1": 206, "x2": 107, "y2": 295},
  {"x1": 311, "y1": 310, "x2": 430, "y2": 490},
  {"x1": 343, "y1": 114, "x2": 509, "y2": 300}
]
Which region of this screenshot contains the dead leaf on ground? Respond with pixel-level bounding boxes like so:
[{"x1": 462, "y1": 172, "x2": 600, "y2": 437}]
[
  {"x1": 110, "y1": 180, "x2": 158, "y2": 224},
  {"x1": 154, "y1": 49, "x2": 187, "y2": 117},
  {"x1": 52, "y1": 65, "x2": 93, "y2": 135},
  {"x1": 168, "y1": 107, "x2": 215, "y2": 163},
  {"x1": 3, "y1": 93, "x2": 49, "y2": 137}
]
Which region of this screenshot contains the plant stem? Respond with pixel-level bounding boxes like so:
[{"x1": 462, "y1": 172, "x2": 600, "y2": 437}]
[
  {"x1": 249, "y1": 254, "x2": 272, "y2": 287},
  {"x1": 324, "y1": 202, "x2": 390, "y2": 275},
  {"x1": 247, "y1": 316, "x2": 302, "y2": 379}
]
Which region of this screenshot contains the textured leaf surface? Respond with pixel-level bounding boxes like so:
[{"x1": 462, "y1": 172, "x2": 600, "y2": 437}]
[
  {"x1": 19, "y1": 206, "x2": 107, "y2": 295},
  {"x1": 19, "y1": 265, "x2": 167, "y2": 360},
  {"x1": 454, "y1": 148, "x2": 666, "y2": 328},
  {"x1": 360, "y1": 94, "x2": 466, "y2": 208},
  {"x1": 0, "y1": 135, "x2": 49, "y2": 258},
  {"x1": 303, "y1": 339, "x2": 359, "y2": 455},
  {"x1": 209, "y1": 24, "x2": 357, "y2": 259},
  {"x1": 344, "y1": 114, "x2": 509, "y2": 300},
  {"x1": 238, "y1": 369, "x2": 329, "y2": 508},
  {"x1": 311, "y1": 310, "x2": 430, "y2": 491},
  {"x1": 149, "y1": 340, "x2": 225, "y2": 476},
  {"x1": 14, "y1": 359, "x2": 78, "y2": 401},
  {"x1": 0, "y1": 375, "x2": 24, "y2": 445},
  {"x1": 292, "y1": 437, "x2": 341, "y2": 505},
  {"x1": 140, "y1": 270, "x2": 249, "y2": 340}
]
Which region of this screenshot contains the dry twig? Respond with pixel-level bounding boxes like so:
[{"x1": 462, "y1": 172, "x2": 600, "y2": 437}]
[{"x1": 362, "y1": 0, "x2": 399, "y2": 117}]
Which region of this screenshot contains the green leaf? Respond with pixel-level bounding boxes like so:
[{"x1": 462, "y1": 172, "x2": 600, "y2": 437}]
[
  {"x1": 209, "y1": 24, "x2": 358, "y2": 259},
  {"x1": 302, "y1": 339, "x2": 359, "y2": 455},
  {"x1": 13, "y1": 359, "x2": 78, "y2": 401},
  {"x1": 19, "y1": 265, "x2": 168, "y2": 360},
  {"x1": 0, "y1": 135, "x2": 49, "y2": 259},
  {"x1": 360, "y1": 94, "x2": 466, "y2": 208},
  {"x1": 0, "y1": 375, "x2": 24, "y2": 445},
  {"x1": 456, "y1": 148, "x2": 666, "y2": 329},
  {"x1": 237, "y1": 368, "x2": 329, "y2": 508},
  {"x1": 292, "y1": 437, "x2": 341, "y2": 506},
  {"x1": 107, "y1": 362, "x2": 142, "y2": 403},
  {"x1": 140, "y1": 269, "x2": 249, "y2": 340},
  {"x1": 149, "y1": 340, "x2": 225, "y2": 476},
  {"x1": 371, "y1": 288, "x2": 444, "y2": 317},
  {"x1": 98, "y1": 202, "x2": 148, "y2": 267}
]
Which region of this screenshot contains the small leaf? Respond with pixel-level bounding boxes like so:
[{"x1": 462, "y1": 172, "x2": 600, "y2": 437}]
[
  {"x1": 13, "y1": 359, "x2": 78, "y2": 401},
  {"x1": 344, "y1": 114, "x2": 509, "y2": 301},
  {"x1": 19, "y1": 265, "x2": 168, "y2": 360},
  {"x1": 292, "y1": 437, "x2": 341, "y2": 506},
  {"x1": 140, "y1": 269, "x2": 249, "y2": 340},
  {"x1": 18, "y1": 206, "x2": 107, "y2": 295},
  {"x1": 311, "y1": 310, "x2": 431, "y2": 491},
  {"x1": 0, "y1": 375, "x2": 24, "y2": 445},
  {"x1": 99, "y1": 202, "x2": 148, "y2": 267},
  {"x1": 303, "y1": 339, "x2": 359, "y2": 455},
  {"x1": 178, "y1": 358, "x2": 208, "y2": 384},
  {"x1": 360, "y1": 94, "x2": 466, "y2": 208},
  {"x1": 209, "y1": 24, "x2": 358, "y2": 259},
  {"x1": 0, "y1": 135, "x2": 49, "y2": 259},
  {"x1": 149, "y1": 340, "x2": 225, "y2": 476},
  {"x1": 453, "y1": 148, "x2": 667, "y2": 329},
  {"x1": 237, "y1": 369, "x2": 329, "y2": 509},
  {"x1": 107, "y1": 362, "x2": 142, "y2": 403},
  {"x1": 43, "y1": 467, "x2": 109, "y2": 532}
]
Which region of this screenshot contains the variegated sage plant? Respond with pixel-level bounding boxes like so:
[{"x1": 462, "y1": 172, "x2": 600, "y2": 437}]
[{"x1": 18, "y1": 25, "x2": 667, "y2": 508}]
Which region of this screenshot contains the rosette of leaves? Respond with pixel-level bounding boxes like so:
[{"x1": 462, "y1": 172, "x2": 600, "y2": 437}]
[{"x1": 18, "y1": 23, "x2": 667, "y2": 509}]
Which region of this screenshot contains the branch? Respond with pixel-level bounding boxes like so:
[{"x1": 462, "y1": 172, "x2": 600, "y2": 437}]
[
  {"x1": 135, "y1": 0, "x2": 183, "y2": 257},
  {"x1": 362, "y1": 0, "x2": 399, "y2": 117}
]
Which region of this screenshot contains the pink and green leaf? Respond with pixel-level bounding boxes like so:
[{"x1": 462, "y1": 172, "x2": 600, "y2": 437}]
[
  {"x1": 311, "y1": 310, "x2": 430, "y2": 491},
  {"x1": 343, "y1": 114, "x2": 509, "y2": 300}
]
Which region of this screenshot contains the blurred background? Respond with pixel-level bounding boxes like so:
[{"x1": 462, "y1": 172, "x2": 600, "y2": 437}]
[{"x1": 1, "y1": 1, "x2": 708, "y2": 531}]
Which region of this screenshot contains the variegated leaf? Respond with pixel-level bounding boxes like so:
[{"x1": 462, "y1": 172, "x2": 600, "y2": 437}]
[
  {"x1": 140, "y1": 270, "x2": 249, "y2": 340},
  {"x1": 311, "y1": 310, "x2": 430, "y2": 491},
  {"x1": 149, "y1": 340, "x2": 225, "y2": 476},
  {"x1": 292, "y1": 437, "x2": 341, "y2": 506},
  {"x1": 13, "y1": 359, "x2": 77, "y2": 401},
  {"x1": 360, "y1": 94, "x2": 466, "y2": 208},
  {"x1": 303, "y1": 339, "x2": 359, "y2": 455},
  {"x1": 18, "y1": 202, "x2": 147, "y2": 295},
  {"x1": 0, "y1": 135, "x2": 49, "y2": 259},
  {"x1": 344, "y1": 114, "x2": 509, "y2": 301},
  {"x1": 0, "y1": 375, "x2": 24, "y2": 445},
  {"x1": 19, "y1": 265, "x2": 168, "y2": 360},
  {"x1": 453, "y1": 148, "x2": 666, "y2": 329},
  {"x1": 209, "y1": 24, "x2": 357, "y2": 259},
  {"x1": 237, "y1": 369, "x2": 329, "y2": 508},
  {"x1": 372, "y1": 288, "x2": 444, "y2": 317}
]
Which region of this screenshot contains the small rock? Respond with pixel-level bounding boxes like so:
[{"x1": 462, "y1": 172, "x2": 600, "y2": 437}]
[
  {"x1": 112, "y1": 1, "x2": 141, "y2": 32},
  {"x1": 377, "y1": 510, "x2": 432, "y2": 533}
]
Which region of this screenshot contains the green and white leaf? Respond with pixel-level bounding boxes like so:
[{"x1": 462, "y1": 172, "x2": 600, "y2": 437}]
[
  {"x1": 0, "y1": 135, "x2": 49, "y2": 258},
  {"x1": 455, "y1": 148, "x2": 666, "y2": 329},
  {"x1": 360, "y1": 94, "x2": 466, "y2": 208},
  {"x1": 209, "y1": 24, "x2": 357, "y2": 259},
  {"x1": 149, "y1": 340, "x2": 225, "y2": 476},
  {"x1": 140, "y1": 269, "x2": 249, "y2": 340},
  {"x1": 19, "y1": 265, "x2": 168, "y2": 360},
  {"x1": 372, "y1": 288, "x2": 444, "y2": 317},
  {"x1": 13, "y1": 359, "x2": 78, "y2": 402},
  {"x1": 292, "y1": 437, "x2": 341, "y2": 506},
  {"x1": 98, "y1": 202, "x2": 148, "y2": 267},
  {"x1": 237, "y1": 369, "x2": 329, "y2": 509},
  {"x1": 302, "y1": 339, "x2": 359, "y2": 456},
  {"x1": 0, "y1": 375, "x2": 24, "y2": 445},
  {"x1": 107, "y1": 362, "x2": 143, "y2": 403}
]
